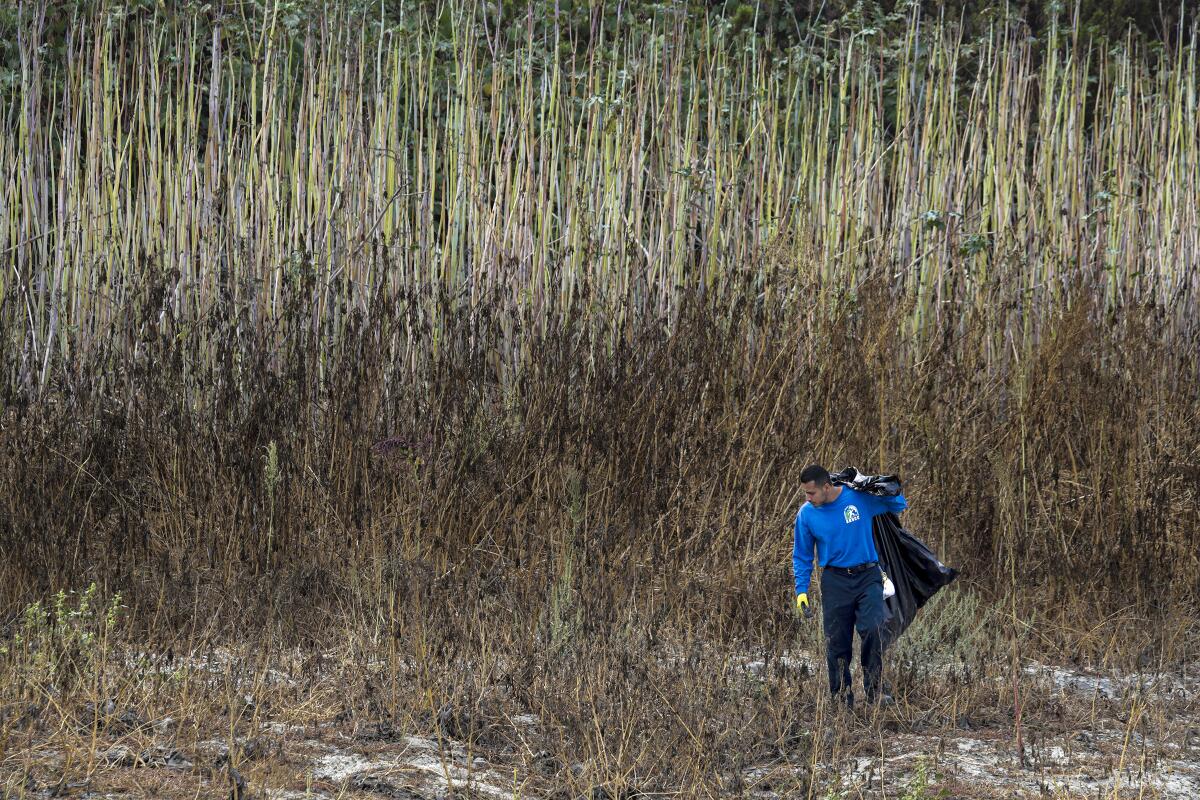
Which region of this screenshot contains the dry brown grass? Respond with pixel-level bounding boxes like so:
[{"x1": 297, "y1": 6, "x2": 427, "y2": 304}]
[{"x1": 1, "y1": 276, "x2": 1197, "y2": 797}]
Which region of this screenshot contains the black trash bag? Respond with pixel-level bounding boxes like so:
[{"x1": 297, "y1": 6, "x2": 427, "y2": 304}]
[
  {"x1": 830, "y1": 468, "x2": 958, "y2": 645},
  {"x1": 829, "y1": 467, "x2": 902, "y2": 498}
]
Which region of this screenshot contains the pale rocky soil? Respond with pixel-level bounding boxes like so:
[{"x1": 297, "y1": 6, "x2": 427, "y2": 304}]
[{"x1": 7, "y1": 653, "x2": 1200, "y2": 799}]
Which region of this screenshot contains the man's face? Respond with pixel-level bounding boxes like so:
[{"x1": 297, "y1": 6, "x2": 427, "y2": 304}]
[{"x1": 802, "y1": 480, "x2": 834, "y2": 506}]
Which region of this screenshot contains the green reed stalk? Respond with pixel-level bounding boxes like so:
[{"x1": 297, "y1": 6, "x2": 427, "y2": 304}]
[{"x1": 1, "y1": 3, "x2": 1197, "y2": 401}]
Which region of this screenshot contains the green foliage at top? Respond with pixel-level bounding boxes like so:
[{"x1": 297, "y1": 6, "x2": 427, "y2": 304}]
[{"x1": 0, "y1": 0, "x2": 1187, "y2": 96}]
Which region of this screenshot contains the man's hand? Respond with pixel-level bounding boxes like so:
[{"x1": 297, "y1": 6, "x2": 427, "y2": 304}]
[{"x1": 796, "y1": 593, "x2": 812, "y2": 619}]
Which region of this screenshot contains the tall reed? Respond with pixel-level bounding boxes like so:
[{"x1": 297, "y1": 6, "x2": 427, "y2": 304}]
[{"x1": 2, "y1": 3, "x2": 1196, "y2": 404}]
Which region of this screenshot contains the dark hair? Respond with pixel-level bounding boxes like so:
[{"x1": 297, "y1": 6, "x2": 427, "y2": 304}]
[{"x1": 800, "y1": 464, "x2": 830, "y2": 485}]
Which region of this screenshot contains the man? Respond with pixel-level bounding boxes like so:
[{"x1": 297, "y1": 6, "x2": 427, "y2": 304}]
[{"x1": 793, "y1": 464, "x2": 907, "y2": 708}]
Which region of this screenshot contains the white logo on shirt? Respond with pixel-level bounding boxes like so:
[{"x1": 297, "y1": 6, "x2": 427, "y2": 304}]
[{"x1": 844, "y1": 505, "x2": 860, "y2": 523}]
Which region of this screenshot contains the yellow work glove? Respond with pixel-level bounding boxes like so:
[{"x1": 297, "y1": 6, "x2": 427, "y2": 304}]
[{"x1": 796, "y1": 593, "x2": 811, "y2": 618}]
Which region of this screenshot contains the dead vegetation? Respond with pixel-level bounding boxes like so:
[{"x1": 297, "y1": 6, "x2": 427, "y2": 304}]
[{"x1": 2, "y1": 277, "x2": 1197, "y2": 797}]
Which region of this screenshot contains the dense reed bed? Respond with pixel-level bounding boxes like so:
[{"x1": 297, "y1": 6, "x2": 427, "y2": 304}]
[
  {"x1": 3, "y1": 3, "x2": 1197, "y2": 397},
  {"x1": 1, "y1": 3, "x2": 1199, "y2": 795}
]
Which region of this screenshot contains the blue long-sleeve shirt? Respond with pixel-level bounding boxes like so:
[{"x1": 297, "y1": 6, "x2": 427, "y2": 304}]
[{"x1": 793, "y1": 486, "x2": 907, "y2": 595}]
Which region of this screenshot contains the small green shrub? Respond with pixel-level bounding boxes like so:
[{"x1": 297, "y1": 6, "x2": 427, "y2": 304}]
[
  {"x1": 1, "y1": 583, "x2": 123, "y2": 697},
  {"x1": 891, "y1": 587, "x2": 1000, "y2": 674},
  {"x1": 901, "y1": 757, "x2": 946, "y2": 800}
]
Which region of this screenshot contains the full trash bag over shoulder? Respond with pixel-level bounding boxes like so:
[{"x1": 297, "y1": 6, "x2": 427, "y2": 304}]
[
  {"x1": 830, "y1": 467, "x2": 958, "y2": 645},
  {"x1": 829, "y1": 467, "x2": 902, "y2": 498}
]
